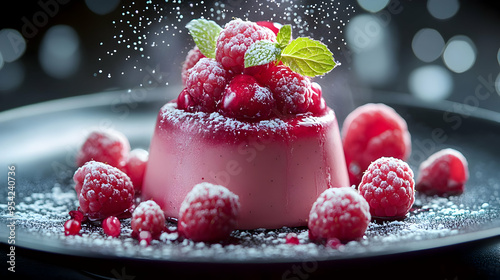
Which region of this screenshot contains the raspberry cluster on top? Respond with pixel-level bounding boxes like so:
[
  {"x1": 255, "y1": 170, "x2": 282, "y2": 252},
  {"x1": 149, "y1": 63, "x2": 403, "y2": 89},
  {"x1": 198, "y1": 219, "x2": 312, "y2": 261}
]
[{"x1": 177, "y1": 18, "x2": 332, "y2": 121}]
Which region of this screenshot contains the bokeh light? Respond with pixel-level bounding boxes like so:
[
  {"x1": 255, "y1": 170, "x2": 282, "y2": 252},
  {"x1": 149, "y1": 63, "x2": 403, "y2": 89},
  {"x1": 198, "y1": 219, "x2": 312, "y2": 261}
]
[
  {"x1": 412, "y1": 28, "x2": 445, "y2": 63},
  {"x1": 346, "y1": 14, "x2": 397, "y2": 86},
  {"x1": 39, "y1": 25, "x2": 81, "y2": 79},
  {"x1": 496, "y1": 73, "x2": 500, "y2": 96},
  {"x1": 346, "y1": 14, "x2": 384, "y2": 50},
  {"x1": 443, "y1": 36, "x2": 476, "y2": 73},
  {"x1": 497, "y1": 47, "x2": 500, "y2": 66},
  {"x1": 409, "y1": 65, "x2": 453, "y2": 102},
  {"x1": 0, "y1": 29, "x2": 27, "y2": 63},
  {"x1": 427, "y1": 0, "x2": 460, "y2": 20},
  {"x1": 0, "y1": 61, "x2": 25, "y2": 91},
  {"x1": 85, "y1": 0, "x2": 120, "y2": 15},
  {"x1": 356, "y1": 0, "x2": 390, "y2": 13}
]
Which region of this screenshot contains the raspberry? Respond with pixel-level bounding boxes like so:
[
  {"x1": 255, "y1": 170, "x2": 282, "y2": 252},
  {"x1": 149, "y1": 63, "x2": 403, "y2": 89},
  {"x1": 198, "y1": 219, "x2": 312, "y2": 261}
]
[
  {"x1": 131, "y1": 200, "x2": 166, "y2": 238},
  {"x1": 256, "y1": 21, "x2": 282, "y2": 36},
  {"x1": 102, "y1": 216, "x2": 121, "y2": 237},
  {"x1": 216, "y1": 18, "x2": 276, "y2": 74},
  {"x1": 309, "y1": 81, "x2": 327, "y2": 115},
  {"x1": 177, "y1": 88, "x2": 197, "y2": 111},
  {"x1": 359, "y1": 157, "x2": 415, "y2": 219},
  {"x1": 416, "y1": 148, "x2": 469, "y2": 196},
  {"x1": 138, "y1": 231, "x2": 153, "y2": 246},
  {"x1": 73, "y1": 161, "x2": 135, "y2": 220},
  {"x1": 219, "y1": 74, "x2": 276, "y2": 120},
  {"x1": 308, "y1": 187, "x2": 370, "y2": 243},
  {"x1": 123, "y1": 148, "x2": 149, "y2": 192},
  {"x1": 257, "y1": 64, "x2": 313, "y2": 115},
  {"x1": 181, "y1": 46, "x2": 205, "y2": 86},
  {"x1": 185, "y1": 58, "x2": 230, "y2": 112},
  {"x1": 178, "y1": 182, "x2": 240, "y2": 242},
  {"x1": 76, "y1": 129, "x2": 130, "y2": 169},
  {"x1": 64, "y1": 219, "x2": 81, "y2": 236},
  {"x1": 342, "y1": 103, "x2": 411, "y2": 186}
]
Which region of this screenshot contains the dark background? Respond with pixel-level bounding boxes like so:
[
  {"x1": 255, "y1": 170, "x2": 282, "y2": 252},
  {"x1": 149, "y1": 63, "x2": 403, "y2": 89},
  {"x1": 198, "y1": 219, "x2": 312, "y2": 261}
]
[
  {"x1": 0, "y1": 0, "x2": 499, "y2": 114},
  {"x1": 0, "y1": 1, "x2": 499, "y2": 279}
]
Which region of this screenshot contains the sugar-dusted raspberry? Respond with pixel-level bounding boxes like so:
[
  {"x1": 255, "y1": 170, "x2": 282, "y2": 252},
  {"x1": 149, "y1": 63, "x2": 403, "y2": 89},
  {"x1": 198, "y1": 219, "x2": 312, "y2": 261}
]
[
  {"x1": 215, "y1": 18, "x2": 276, "y2": 74},
  {"x1": 76, "y1": 129, "x2": 130, "y2": 169},
  {"x1": 325, "y1": 237, "x2": 343, "y2": 249},
  {"x1": 219, "y1": 74, "x2": 276, "y2": 120},
  {"x1": 73, "y1": 161, "x2": 135, "y2": 220},
  {"x1": 359, "y1": 157, "x2": 415, "y2": 219},
  {"x1": 123, "y1": 148, "x2": 149, "y2": 192},
  {"x1": 256, "y1": 21, "x2": 282, "y2": 36},
  {"x1": 102, "y1": 216, "x2": 121, "y2": 237},
  {"x1": 138, "y1": 231, "x2": 152, "y2": 246},
  {"x1": 342, "y1": 103, "x2": 411, "y2": 186},
  {"x1": 131, "y1": 200, "x2": 165, "y2": 238},
  {"x1": 416, "y1": 148, "x2": 469, "y2": 196},
  {"x1": 64, "y1": 219, "x2": 81, "y2": 236},
  {"x1": 181, "y1": 46, "x2": 205, "y2": 86},
  {"x1": 308, "y1": 187, "x2": 370, "y2": 243},
  {"x1": 178, "y1": 182, "x2": 240, "y2": 242},
  {"x1": 257, "y1": 64, "x2": 313, "y2": 115},
  {"x1": 185, "y1": 58, "x2": 230, "y2": 112},
  {"x1": 243, "y1": 61, "x2": 275, "y2": 79}
]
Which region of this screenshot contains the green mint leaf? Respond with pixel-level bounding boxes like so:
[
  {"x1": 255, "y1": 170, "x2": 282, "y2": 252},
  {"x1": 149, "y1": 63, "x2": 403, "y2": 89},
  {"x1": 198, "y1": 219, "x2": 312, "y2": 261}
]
[
  {"x1": 276, "y1": 24, "x2": 292, "y2": 49},
  {"x1": 244, "y1": 40, "x2": 282, "y2": 68},
  {"x1": 280, "y1": 37, "x2": 336, "y2": 77},
  {"x1": 186, "y1": 19, "x2": 222, "y2": 59}
]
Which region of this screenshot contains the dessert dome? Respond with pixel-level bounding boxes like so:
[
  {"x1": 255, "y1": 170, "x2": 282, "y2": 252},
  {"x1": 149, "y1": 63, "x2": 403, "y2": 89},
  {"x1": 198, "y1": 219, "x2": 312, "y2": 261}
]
[{"x1": 142, "y1": 18, "x2": 349, "y2": 229}]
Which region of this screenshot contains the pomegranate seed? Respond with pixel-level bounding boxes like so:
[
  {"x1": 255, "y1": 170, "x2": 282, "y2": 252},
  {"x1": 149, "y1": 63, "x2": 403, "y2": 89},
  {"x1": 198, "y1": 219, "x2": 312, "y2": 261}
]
[
  {"x1": 64, "y1": 219, "x2": 81, "y2": 236},
  {"x1": 69, "y1": 210, "x2": 84, "y2": 222},
  {"x1": 102, "y1": 216, "x2": 121, "y2": 237},
  {"x1": 326, "y1": 238, "x2": 342, "y2": 249},
  {"x1": 285, "y1": 233, "x2": 300, "y2": 245}
]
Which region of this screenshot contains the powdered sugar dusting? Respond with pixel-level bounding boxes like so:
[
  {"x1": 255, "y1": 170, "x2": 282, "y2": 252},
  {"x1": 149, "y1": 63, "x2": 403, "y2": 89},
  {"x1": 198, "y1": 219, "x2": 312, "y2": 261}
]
[
  {"x1": 160, "y1": 102, "x2": 289, "y2": 140},
  {"x1": 179, "y1": 182, "x2": 240, "y2": 217},
  {"x1": 158, "y1": 102, "x2": 337, "y2": 144},
  {"x1": 1, "y1": 181, "x2": 498, "y2": 262},
  {"x1": 253, "y1": 85, "x2": 273, "y2": 103},
  {"x1": 132, "y1": 200, "x2": 163, "y2": 218},
  {"x1": 131, "y1": 200, "x2": 165, "y2": 236}
]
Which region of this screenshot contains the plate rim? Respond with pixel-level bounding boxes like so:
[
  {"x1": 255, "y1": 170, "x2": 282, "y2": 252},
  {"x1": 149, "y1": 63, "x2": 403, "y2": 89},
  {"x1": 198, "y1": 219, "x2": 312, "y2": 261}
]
[
  {"x1": 2, "y1": 88, "x2": 500, "y2": 124},
  {"x1": 1, "y1": 89, "x2": 500, "y2": 264},
  {"x1": 7, "y1": 224, "x2": 500, "y2": 265}
]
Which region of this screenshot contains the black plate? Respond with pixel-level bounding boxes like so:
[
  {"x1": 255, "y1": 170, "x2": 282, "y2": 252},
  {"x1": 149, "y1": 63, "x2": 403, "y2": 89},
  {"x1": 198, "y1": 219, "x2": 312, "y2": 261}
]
[{"x1": 1, "y1": 89, "x2": 500, "y2": 279}]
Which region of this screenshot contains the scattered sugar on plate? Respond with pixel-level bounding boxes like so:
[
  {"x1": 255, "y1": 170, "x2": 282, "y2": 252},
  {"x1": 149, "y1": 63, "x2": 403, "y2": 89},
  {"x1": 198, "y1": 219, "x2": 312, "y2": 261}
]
[{"x1": 1, "y1": 184, "x2": 498, "y2": 262}]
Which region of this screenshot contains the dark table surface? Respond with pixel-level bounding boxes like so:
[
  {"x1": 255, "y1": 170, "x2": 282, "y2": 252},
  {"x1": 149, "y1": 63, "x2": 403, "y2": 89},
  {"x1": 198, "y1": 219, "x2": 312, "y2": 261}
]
[{"x1": 1, "y1": 1, "x2": 499, "y2": 279}]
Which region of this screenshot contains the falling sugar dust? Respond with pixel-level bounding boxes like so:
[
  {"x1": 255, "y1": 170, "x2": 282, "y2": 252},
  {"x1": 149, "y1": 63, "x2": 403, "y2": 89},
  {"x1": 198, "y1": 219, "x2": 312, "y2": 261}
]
[{"x1": 95, "y1": 0, "x2": 353, "y2": 93}]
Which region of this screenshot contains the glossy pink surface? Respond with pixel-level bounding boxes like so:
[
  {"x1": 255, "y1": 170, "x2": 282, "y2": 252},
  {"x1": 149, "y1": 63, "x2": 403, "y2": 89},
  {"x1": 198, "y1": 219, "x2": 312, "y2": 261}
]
[{"x1": 142, "y1": 102, "x2": 349, "y2": 229}]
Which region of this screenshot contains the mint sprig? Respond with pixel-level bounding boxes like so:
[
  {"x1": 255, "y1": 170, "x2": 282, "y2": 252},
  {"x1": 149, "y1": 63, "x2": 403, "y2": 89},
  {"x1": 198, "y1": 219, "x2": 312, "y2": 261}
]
[
  {"x1": 276, "y1": 24, "x2": 291, "y2": 48},
  {"x1": 186, "y1": 19, "x2": 222, "y2": 59},
  {"x1": 244, "y1": 41, "x2": 281, "y2": 69},
  {"x1": 244, "y1": 25, "x2": 337, "y2": 77},
  {"x1": 281, "y1": 37, "x2": 336, "y2": 77}
]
